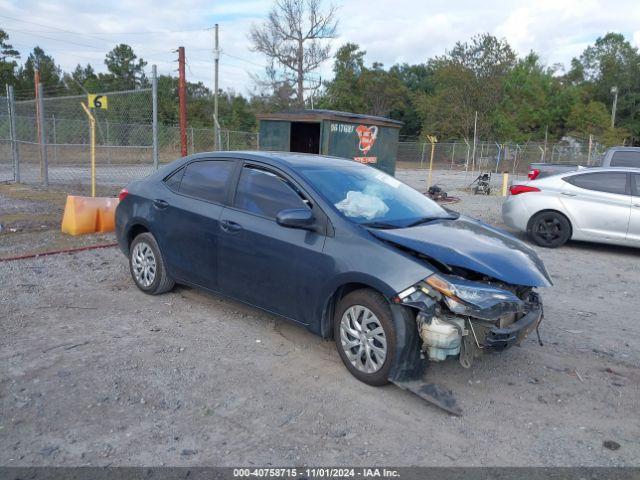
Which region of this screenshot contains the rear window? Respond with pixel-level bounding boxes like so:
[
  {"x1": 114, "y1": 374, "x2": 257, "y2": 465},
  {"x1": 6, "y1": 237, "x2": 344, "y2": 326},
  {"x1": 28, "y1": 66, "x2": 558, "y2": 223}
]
[
  {"x1": 564, "y1": 172, "x2": 628, "y2": 195},
  {"x1": 610, "y1": 150, "x2": 640, "y2": 168},
  {"x1": 179, "y1": 160, "x2": 235, "y2": 204}
]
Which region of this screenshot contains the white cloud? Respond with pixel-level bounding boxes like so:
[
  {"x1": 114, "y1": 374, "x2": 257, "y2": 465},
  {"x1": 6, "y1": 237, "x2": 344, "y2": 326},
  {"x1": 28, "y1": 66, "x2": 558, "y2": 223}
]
[{"x1": 2, "y1": 0, "x2": 639, "y2": 94}]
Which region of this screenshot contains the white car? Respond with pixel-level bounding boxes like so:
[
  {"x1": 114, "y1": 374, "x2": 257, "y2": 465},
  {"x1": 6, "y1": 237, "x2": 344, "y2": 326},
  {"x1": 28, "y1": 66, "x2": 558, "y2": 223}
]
[{"x1": 502, "y1": 167, "x2": 640, "y2": 248}]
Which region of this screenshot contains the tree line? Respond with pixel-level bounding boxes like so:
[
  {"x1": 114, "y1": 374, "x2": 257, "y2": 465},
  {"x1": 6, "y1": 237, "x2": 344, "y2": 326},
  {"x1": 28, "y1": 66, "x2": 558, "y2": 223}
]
[{"x1": 1, "y1": 26, "x2": 638, "y2": 145}]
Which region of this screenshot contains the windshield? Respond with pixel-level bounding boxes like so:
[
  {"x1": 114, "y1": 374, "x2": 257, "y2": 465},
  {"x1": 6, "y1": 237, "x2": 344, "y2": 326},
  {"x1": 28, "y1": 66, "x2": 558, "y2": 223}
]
[{"x1": 299, "y1": 164, "x2": 452, "y2": 228}]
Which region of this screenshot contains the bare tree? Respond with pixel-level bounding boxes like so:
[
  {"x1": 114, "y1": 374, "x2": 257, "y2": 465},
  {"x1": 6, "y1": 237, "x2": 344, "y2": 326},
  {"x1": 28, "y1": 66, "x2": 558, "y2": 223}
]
[{"x1": 249, "y1": 0, "x2": 338, "y2": 107}]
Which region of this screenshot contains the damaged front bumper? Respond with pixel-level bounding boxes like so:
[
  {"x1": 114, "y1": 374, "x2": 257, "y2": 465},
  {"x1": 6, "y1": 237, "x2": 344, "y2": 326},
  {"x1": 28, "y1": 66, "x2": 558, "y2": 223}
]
[
  {"x1": 395, "y1": 274, "x2": 543, "y2": 367},
  {"x1": 484, "y1": 302, "x2": 542, "y2": 351}
]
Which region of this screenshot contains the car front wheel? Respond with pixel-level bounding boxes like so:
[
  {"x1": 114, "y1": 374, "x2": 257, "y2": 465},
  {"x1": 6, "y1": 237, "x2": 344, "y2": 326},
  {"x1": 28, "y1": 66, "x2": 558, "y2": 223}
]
[
  {"x1": 129, "y1": 232, "x2": 175, "y2": 295},
  {"x1": 334, "y1": 289, "x2": 397, "y2": 386}
]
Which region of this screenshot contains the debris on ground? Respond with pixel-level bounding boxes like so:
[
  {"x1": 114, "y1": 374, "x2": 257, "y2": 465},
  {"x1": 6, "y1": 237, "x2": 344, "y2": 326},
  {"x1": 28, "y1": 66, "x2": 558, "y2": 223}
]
[{"x1": 603, "y1": 440, "x2": 621, "y2": 451}]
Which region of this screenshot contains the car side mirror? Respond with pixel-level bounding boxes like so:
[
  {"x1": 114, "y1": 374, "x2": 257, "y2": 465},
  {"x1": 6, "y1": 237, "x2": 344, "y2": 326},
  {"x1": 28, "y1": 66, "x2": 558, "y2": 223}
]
[{"x1": 276, "y1": 208, "x2": 315, "y2": 230}]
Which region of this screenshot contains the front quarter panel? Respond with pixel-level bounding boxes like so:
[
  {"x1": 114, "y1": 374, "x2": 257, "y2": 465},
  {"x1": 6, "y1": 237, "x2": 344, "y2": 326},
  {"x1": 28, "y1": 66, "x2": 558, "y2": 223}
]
[{"x1": 320, "y1": 226, "x2": 434, "y2": 299}]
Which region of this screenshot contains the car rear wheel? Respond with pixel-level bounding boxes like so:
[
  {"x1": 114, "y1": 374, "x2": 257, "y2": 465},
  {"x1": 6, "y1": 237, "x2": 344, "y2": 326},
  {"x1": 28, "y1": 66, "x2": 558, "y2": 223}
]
[
  {"x1": 528, "y1": 211, "x2": 571, "y2": 248},
  {"x1": 129, "y1": 232, "x2": 175, "y2": 295},
  {"x1": 334, "y1": 289, "x2": 397, "y2": 386}
]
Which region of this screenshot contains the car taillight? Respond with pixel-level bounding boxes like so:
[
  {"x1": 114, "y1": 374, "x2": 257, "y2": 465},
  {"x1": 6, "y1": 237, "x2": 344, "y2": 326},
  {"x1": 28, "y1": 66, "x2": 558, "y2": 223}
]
[
  {"x1": 509, "y1": 185, "x2": 540, "y2": 195},
  {"x1": 118, "y1": 188, "x2": 129, "y2": 201},
  {"x1": 528, "y1": 168, "x2": 540, "y2": 180}
]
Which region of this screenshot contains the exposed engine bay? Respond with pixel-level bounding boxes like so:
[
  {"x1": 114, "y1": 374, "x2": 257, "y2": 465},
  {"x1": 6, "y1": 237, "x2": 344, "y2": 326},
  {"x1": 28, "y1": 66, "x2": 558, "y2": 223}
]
[{"x1": 395, "y1": 266, "x2": 544, "y2": 368}]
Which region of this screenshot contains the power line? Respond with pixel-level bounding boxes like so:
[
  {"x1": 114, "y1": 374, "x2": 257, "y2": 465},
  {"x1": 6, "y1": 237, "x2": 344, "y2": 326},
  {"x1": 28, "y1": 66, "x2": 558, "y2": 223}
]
[
  {"x1": 0, "y1": 14, "x2": 210, "y2": 38},
  {"x1": 8, "y1": 28, "x2": 212, "y2": 36},
  {"x1": 4, "y1": 27, "x2": 106, "y2": 51}
]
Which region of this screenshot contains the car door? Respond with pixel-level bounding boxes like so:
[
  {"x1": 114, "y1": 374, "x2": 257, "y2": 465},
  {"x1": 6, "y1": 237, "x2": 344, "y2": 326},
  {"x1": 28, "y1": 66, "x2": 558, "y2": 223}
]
[
  {"x1": 560, "y1": 171, "x2": 631, "y2": 243},
  {"x1": 152, "y1": 159, "x2": 237, "y2": 289},
  {"x1": 628, "y1": 174, "x2": 640, "y2": 245},
  {"x1": 217, "y1": 163, "x2": 331, "y2": 324}
]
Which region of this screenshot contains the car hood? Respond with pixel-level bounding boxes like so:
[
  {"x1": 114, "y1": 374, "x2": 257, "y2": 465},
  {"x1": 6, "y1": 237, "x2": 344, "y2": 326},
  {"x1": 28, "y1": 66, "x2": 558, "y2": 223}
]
[{"x1": 369, "y1": 216, "x2": 552, "y2": 287}]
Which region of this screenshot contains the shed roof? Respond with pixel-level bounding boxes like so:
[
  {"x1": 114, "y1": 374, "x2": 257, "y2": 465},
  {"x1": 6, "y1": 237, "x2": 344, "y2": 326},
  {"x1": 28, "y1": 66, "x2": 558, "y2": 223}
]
[{"x1": 257, "y1": 109, "x2": 403, "y2": 128}]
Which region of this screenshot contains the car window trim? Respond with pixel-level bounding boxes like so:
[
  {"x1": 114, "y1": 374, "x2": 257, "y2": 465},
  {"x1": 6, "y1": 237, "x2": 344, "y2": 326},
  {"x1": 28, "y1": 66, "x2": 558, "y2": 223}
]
[
  {"x1": 230, "y1": 162, "x2": 312, "y2": 218},
  {"x1": 170, "y1": 158, "x2": 239, "y2": 206},
  {"x1": 632, "y1": 173, "x2": 640, "y2": 196},
  {"x1": 162, "y1": 165, "x2": 186, "y2": 192},
  {"x1": 227, "y1": 160, "x2": 330, "y2": 234},
  {"x1": 563, "y1": 171, "x2": 630, "y2": 196}
]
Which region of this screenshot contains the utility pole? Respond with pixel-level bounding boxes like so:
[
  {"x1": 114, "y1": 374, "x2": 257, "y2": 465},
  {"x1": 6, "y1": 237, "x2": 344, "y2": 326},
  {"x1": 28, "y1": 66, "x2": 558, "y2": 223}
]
[
  {"x1": 471, "y1": 111, "x2": 478, "y2": 175},
  {"x1": 213, "y1": 24, "x2": 219, "y2": 126},
  {"x1": 152, "y1": 64, "x2": 159, "y2": 169},
  {"x1": 610, "y1": 86, "x2": 618, "y2": 129},
  {"x1": 178, "y1": 46, "x2": 188, "y2": 157},
  {"x1": 543, "y1": 124, "x2": 548, "y2": 163},
  {"x1": 34, "y1": 68, "x2": 42, "y2": 153}
]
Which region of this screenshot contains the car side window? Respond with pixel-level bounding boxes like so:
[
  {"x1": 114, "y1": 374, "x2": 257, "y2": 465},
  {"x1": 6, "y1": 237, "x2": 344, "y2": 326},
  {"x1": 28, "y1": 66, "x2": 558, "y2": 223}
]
[
  {"x1": 178, "y1": 160, "x2": 235, "y2": 204},
  {"x1": 610, "y1": 151, "x2": 640, "y2": 168},
  {"x1": 234, "y1": 166, "x2": 309, "y2": 219},
  {"x1": 633, "y1": 175, "x2": 640, "y2": 196},
  {"x1": 564, "y1": 172, "x2": 628, "y2": 195},
  {"x1": 163, "y1": 166, "x2": 185, "y2": 191}
]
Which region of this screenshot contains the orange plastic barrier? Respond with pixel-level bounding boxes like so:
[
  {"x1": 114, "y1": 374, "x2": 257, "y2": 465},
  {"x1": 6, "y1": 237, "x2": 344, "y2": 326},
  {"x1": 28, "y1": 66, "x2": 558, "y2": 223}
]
[{"x1": 61, "y1": 196, "x2": 119, "y2": 236}]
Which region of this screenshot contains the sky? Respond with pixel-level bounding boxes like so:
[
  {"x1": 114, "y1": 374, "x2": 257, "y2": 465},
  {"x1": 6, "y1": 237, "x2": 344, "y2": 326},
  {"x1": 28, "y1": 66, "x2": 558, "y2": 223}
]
[{"x1": 1, "y1": 0, "x2": 639, "y2": 95}]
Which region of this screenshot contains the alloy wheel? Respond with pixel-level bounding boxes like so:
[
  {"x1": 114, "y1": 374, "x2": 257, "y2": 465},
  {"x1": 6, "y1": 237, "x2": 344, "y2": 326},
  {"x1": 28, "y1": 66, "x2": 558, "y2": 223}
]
[
  {"x1": 339, "y1": 305, "x2": 387, "y2": 374},
  {"x1": 131, "y1": 241, "x2": 156, "y2": 288}
]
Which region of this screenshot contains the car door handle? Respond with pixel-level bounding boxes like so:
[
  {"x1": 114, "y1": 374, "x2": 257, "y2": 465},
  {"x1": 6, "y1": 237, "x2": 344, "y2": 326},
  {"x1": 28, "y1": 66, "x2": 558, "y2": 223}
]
[
  {"x1": 153, "y1": 199, "x2": 169, "y2": 209},
  {"x1": 634, "y1": 203, "x2": 640, "y2": 208},
  {"x1": 220, "y1": 219, "x2": 242, "y2": 233},
  {"x1": 561, "y1": 192, "x2": 577, "y2": 197}
]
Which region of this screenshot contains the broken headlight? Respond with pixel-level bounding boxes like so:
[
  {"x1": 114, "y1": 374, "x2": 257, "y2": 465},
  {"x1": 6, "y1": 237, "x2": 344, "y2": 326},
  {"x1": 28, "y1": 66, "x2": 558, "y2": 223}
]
[{"x1": 398, "y1": 273, "x2": 524, "y2": 321}]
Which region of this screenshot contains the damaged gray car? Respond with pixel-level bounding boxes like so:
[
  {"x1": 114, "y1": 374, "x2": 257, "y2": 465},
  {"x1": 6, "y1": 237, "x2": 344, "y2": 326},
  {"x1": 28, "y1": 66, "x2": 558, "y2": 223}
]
[{"x1": 116, "y1": 152, "x2": 552, "y2": 403}]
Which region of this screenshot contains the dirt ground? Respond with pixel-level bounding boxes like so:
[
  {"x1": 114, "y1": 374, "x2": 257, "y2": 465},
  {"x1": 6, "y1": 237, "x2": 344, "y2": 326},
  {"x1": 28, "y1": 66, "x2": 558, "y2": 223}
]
[
  {"x1": 0, "y1": 184, "x2": 116, "y2": 259},
  {"x1": 1, "y1": 170, "x2": 639, "y2": 467}
]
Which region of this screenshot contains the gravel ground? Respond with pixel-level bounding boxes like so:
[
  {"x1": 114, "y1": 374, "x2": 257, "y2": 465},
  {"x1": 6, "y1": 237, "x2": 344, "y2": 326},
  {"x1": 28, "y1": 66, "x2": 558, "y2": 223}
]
[
  {"x1": 0, "y1": 185, "x2": 117, "y2": 259},
  {"x1": 1, "y1": 169, "x2": 639, "y2": 467}
]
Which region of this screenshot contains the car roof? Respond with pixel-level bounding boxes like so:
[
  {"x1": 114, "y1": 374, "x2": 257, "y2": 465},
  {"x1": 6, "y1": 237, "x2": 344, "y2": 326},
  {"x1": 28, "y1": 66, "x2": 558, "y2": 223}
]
[
  {"x1": 607, "y1": 146, "x2": 640, "y2": 152},
  {"x1": 566, "y1": 166, "x2": 640, "y2": 174},
  {"x1": 183, "y1": 150, "x2": 362, "y2": 170}
]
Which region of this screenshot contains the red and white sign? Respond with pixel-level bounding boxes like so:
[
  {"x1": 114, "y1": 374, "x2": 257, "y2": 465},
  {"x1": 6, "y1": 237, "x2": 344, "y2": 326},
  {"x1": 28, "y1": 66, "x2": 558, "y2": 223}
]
[
  {"x1": 355, "y1": 125, "x2": 378, "y2": 154},
  {"x1": 354, "y1": 125, "x2": 378, "y2": 164}
]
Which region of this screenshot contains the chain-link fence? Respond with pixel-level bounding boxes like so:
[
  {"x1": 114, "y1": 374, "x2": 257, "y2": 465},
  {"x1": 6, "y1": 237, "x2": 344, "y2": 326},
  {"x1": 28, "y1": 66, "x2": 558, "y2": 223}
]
[
  {"x1": 397, "y1": 138, "x2": 607, "y2": 179},
  {"x1": 0, "y1": 73, "x2": 259, "y2": 194}
]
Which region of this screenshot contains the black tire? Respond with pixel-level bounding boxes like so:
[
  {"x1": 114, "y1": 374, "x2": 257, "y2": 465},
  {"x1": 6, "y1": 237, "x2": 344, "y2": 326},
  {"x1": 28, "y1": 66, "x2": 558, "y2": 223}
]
[
  {"x1": 129, "y1": 232, "x2": 175, "y2": 295},
  {"x1": 333, "y1": 289, "x2": 397, "y2": 386},
  {"x1": 528, "y1": 211, "x2": 571, "y2": 248}
]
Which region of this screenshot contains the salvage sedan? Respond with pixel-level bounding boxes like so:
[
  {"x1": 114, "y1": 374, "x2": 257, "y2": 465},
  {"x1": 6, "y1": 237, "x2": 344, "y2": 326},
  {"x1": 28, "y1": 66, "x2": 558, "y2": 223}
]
[{"x1": 115, "y1": 152, "x2": 552, "y2": 386}]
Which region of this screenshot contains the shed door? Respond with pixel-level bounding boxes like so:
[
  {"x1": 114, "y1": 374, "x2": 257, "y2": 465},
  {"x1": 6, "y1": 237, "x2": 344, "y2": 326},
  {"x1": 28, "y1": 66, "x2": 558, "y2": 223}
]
[{"x1": 290, "y1": 122, "x2": 320, "y2": 154}]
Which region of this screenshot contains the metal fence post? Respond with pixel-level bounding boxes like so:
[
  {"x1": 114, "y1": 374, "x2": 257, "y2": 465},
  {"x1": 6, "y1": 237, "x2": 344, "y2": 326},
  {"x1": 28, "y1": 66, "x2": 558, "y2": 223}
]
[
  {"x1": 52, "y1": 114, "x2": 58, "y2": 165},
  {"x1": 106, "y1": 119, "x2": 112, "y2": 164},
  {"x1": 37, "y1": 83, "x2": 48, "y2": 186},
  {"x1": 7, "y1": 85, "x2": 19, "y2": 182},
  {"x1": 152, "y1": 64, "x2": 159, "y2": 170},
  {"x1": 450, "y1": 142, "x2": 456, "y2": 169}
]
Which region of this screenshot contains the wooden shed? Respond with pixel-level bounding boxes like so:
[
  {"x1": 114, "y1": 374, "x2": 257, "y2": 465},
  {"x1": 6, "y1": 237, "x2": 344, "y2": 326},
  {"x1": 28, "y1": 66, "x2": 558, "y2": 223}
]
[{"x1": 257, "y1": 109, "x2": 403, "y2": 175}]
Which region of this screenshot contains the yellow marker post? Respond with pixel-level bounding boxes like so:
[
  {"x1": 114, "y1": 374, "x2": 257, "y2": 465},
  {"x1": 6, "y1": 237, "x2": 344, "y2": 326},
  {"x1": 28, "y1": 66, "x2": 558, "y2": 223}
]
[
  {"x1": 426, "y1": 135, "x2": 438, "y2": 189},
  {"x1": 502, "y1": 172, "x2": 509, "y2": 196},
  {"x1": 80, "y1": 102, "x2": 96, "y2": 197}
]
